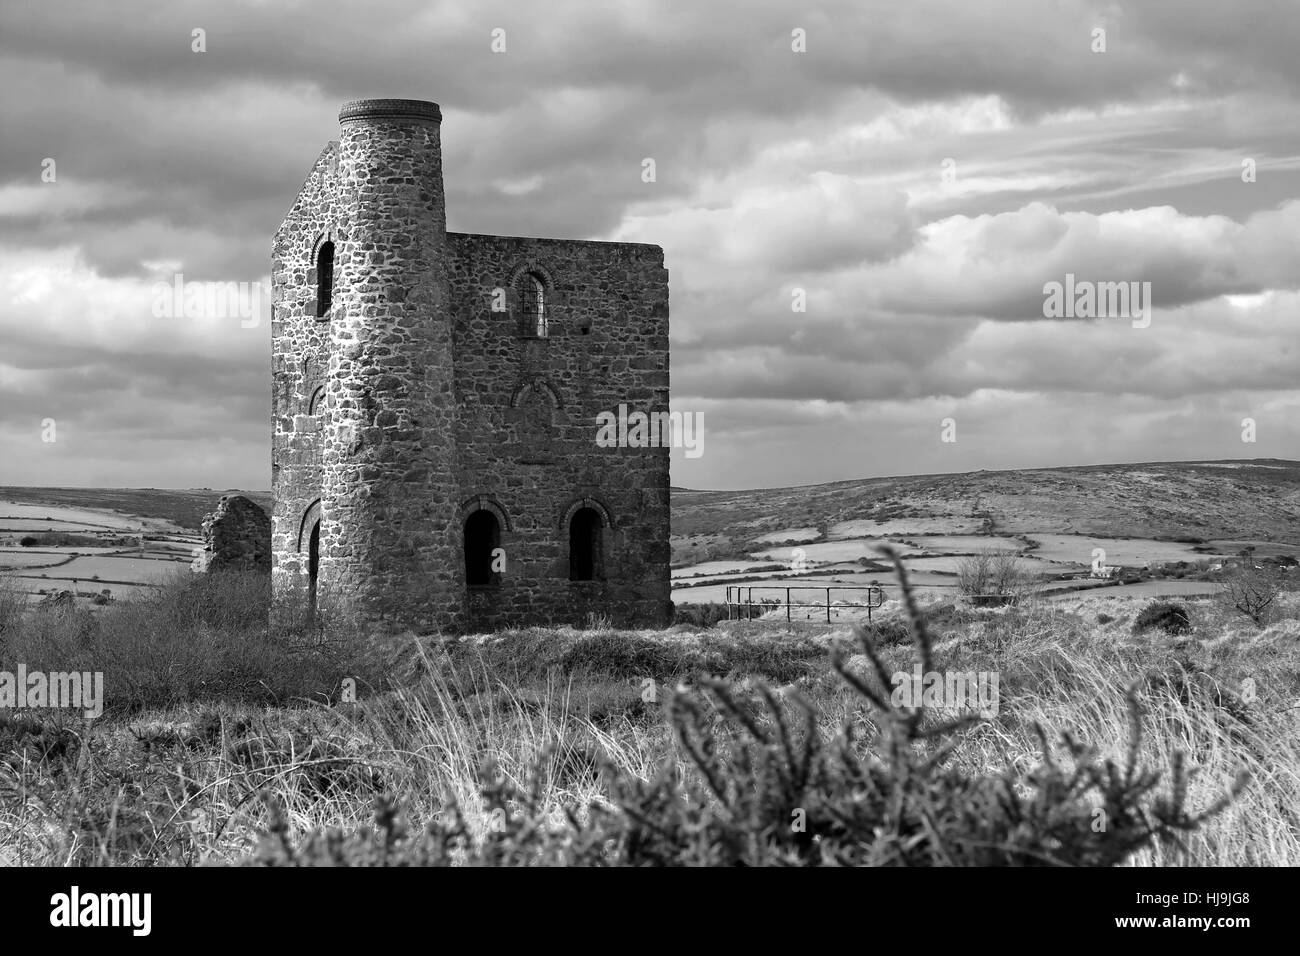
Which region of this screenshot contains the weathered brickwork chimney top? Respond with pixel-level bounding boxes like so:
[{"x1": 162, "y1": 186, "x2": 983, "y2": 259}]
[{"x1": 338, "y1": 98, "x2": 443, "y2": 126}]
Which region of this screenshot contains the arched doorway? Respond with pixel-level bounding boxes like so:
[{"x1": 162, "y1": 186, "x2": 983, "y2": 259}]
[
  {"x1": 569, "y1": 507, "x2": 605, "y2": 581},
  {"x1": 464, "y1": 510, "x2": 502, "y2": 587}
]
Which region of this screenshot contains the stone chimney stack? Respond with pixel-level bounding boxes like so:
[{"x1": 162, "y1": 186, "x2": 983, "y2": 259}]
[{"x1": 317, "y1": 99, "x2": 463, "y2": 629}]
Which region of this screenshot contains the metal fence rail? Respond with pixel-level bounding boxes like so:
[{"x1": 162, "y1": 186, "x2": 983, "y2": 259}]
[{"x1": 726, "y1": 584, "x2": 886, "y2": 622}]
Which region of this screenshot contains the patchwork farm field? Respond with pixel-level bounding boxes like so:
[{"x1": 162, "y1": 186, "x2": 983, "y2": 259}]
[
  {"x1": 0, "y1": 489, "x2": 264, "y2": 607},
  {"x1": 1024, "y1": 533, "x2": 1233, "y2": 566},
  {"x1": 671, "y1": 458, "x2": 1300, "y2": 613},
  {"x1": 0, "y1": 502, "x2": 144, "y2": 529}
]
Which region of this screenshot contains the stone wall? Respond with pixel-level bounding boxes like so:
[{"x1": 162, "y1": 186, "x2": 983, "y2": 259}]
[
  {"x1": 193, "y1": 495, "x2": 272, "y2": 573},
  {"x1": 270, "y1": 141, "x2": 335, "y2": 601},
  {"x1": 446, "y1": 232, "x2": 672, "y2": 629}
]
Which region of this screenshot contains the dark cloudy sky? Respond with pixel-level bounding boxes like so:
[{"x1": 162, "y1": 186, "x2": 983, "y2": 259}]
[{"x1": 1, "y1": 0, "x2": 1297, "y2": 491}]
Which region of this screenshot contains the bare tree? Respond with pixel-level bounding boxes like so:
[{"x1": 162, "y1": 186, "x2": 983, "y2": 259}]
[
  {"x1": 990, "y1": 551, "x2": 1031, "y2": 596},
  {"x1": 958, "y1": 548, "x2": 1030, "y2": 598},
  {"x1": 1221, "y1": 564, "x2": 1281, "y2": 626},
  {"x1": 956, "y1": 550, "x2": 992, "y2": 595}
]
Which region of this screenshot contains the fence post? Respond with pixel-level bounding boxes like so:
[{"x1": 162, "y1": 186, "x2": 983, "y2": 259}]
[
  {"x1": 786, "y1": 586, "x2": 791, "y2": 622},
  {"x1": 826, "y1": 587, "x2": 831, "y2": 623}
]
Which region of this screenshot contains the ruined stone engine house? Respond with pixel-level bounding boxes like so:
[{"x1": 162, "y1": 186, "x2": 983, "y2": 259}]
[{"x1": 271, "y1": 99, "x2": 671, "y2": 631}]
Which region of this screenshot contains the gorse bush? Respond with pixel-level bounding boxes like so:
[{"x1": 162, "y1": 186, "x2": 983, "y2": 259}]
[
  {"x1": 1132, "y1": 600, "x2": 1192, "y2": 636},
  {"x1": 674, "y1": 598, "x2": 781, "y2": 626},
  {"x1": 438, "y1": 626, "x2": 825, "y2": 689},
  {"x1": 249, "y1": 550, "x2": 1243, "y2": 867},
  {"x1": 856, "y1": 617, "x2": 913, "y2": 646},
  {"x1": 0, "y1": 712, "x2": 82, "y2": 772},
  {"x1": 672, "y1": 602, "x2": 731, "y2": 628}
]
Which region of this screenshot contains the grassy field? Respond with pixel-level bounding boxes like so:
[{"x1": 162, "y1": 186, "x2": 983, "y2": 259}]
[{"x1": 1, "y1": 566, "x2": 1296, "y2": 866}]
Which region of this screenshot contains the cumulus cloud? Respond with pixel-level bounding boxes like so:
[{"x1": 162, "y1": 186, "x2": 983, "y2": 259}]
[
  {"x1": 852, "y1": 200, "x2": 1300, "y2": 319},
  {"x1": 1, "y1": 0, "x2": 1298, "y2": 489}
]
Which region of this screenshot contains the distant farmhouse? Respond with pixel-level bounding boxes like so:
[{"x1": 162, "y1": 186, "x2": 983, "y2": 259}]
[{"x1": 271, "y1": 99, "x2": 672, "y2": 631}]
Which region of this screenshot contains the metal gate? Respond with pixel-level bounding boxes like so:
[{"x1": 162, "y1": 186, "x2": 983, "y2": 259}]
[{"x1": 725, "y1": 584, "x2": 886, "y2": 622}]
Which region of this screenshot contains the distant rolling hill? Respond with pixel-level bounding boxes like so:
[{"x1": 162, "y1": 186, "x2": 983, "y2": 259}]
[
  {"x1": 671, "y1": 459, "x2": 1300, "y2": 560},
  {"x1": 5, "y1": 459, "x2": 1298, "y2": 548},
  {"x1": 0, "y1": 487, "x2": 272, "y2": 532}
]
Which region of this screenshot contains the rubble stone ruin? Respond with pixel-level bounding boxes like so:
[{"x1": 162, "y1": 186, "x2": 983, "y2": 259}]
[
  {"x1": 271, "y1": 99, "x2": 672, "y2": 632},
  {"x1": 193, "y1": 495, "x2": 272, "y2": 573}
]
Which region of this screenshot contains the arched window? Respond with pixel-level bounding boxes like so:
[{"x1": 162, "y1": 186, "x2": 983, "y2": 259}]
[
  {"x1": 299, "y1": 499, "x2": 322, "y2": 609},
  {"x1": 307, "y1": 520, "x2": 321, "y2": 609},
  {"x1": 520, "y1": 272, "x2": 546, "y2": 338},
  {"x1": 315, "y1": 240, "x2": 335, "y2": 318},
  {"x1": 308, "y1": 384, "x2": 326, "y2": 417},
  {"x1": 464, "y1": 510, "x2": 502, "y2": 587},
  {"x1": 569, "y1": 507, "x2": 605, "y2": 582}
]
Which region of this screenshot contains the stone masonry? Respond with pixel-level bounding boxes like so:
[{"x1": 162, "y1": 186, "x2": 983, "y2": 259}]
[
  {"x1": 193, "y1": 495, "x2": 272, "y2": 573},
  {"x1": 271, "y1": 99, "x2": 671, "y2": 632}
]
